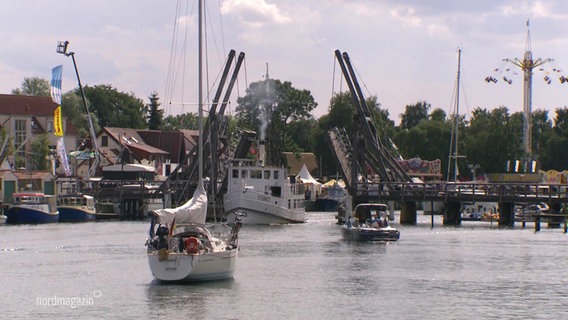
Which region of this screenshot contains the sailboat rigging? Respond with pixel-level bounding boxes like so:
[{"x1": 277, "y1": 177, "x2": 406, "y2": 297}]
[
  {"x1": 447, "y1": 48, "x2": 465, "y2": 182},
  {"x1": 146, "y1": 0, "x2": 244, "y2": 283}
]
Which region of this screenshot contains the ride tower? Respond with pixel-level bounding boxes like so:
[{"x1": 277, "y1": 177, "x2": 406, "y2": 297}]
[{"x1": 485, "y1": 20, "x2": 564, "y2": 162}]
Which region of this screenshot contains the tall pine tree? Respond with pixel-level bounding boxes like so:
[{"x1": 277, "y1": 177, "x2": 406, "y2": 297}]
[{"x1": 147, "y1": 91, "x2": 164, "y2": 130}]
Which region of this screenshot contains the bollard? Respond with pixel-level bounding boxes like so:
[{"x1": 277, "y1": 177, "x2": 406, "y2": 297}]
[{"x1": 535, "y1": 215, "x2": 541, "y2": 232}]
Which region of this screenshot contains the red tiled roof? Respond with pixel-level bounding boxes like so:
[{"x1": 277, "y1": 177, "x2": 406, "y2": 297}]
[
  {"x1": 137, "y1": 130, "x2": 186, "y2": 163},
  {"x1": 0, "y1": 94, "x2": 57, "y2": 116},
  {"x1": 13, "y1": 170, "x2": 54, "y2": 180}
]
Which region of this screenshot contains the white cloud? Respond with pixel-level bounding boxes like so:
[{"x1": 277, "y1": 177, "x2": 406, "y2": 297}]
[
  {"x1": 221, "y1": 0, "x2": 290, "y2": 27},
  {"x1": 389, "y1": 5, "x2": 422, "y2": 28}
]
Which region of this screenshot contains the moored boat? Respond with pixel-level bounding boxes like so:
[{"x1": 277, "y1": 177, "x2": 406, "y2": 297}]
[
  {"x1": 314, "y1": 180, "x2": 345, "y2": 212},
  {"x1": 341, "y1": 203, "x2": 399, "y2": 241},
  {"x1": 5, "y1": 193, "x2": 59, "y2": 224},
  {"x1": 57, "y1": 194, "x2": 96, "y2": 222},
  {"x1": 224, "y1": 158, "x2": 307, "y2": 224}
]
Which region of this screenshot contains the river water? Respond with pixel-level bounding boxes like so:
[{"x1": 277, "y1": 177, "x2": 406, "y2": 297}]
[{"x1": 2, "y1": 212, "x2": 568, "y2": 319}]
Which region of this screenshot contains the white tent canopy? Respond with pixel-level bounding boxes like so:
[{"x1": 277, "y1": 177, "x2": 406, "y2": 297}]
[
  {"x1": 296, "y1": 164, "x2": 321, "y2": 201},
  {"x1": 296, "y1": 164, "x2": 320, "y2": 185}
]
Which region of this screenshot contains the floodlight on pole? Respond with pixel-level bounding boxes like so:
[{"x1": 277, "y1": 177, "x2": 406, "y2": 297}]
[{"x1": 56, "y1": 40, "x2": 100, "y2": 178}]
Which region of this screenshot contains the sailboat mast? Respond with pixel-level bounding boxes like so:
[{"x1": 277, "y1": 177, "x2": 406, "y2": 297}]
[
  {"x1": 198, "y1": 0, "x2": 203, "y2": 182},
  {"x1": 453, "y1": 48, "x2": 461, "y2": 182}
]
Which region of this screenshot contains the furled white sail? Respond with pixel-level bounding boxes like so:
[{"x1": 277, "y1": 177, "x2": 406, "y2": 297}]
[{"x1": 153, "y1": 181, "x2": 207, "y2": 225}]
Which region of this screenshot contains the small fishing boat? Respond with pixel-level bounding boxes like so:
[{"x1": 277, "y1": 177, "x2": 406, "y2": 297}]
[
  {"x1": 57, "y1": 194, "x2": 96, "y2": 222},
  {"x1": 341, "y1": 203, "x2": 399, "y2": 241},
  {"x1": 5, "y1": 193, "x2": 59, "y2": 224}
]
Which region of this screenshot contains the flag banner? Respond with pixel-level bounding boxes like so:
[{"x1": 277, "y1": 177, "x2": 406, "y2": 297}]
[
  {"x1": 54, "y1": 105, "x2": 64, "y2": 136},
  {"x1": 57, "y1": 137, "x2": 71, "y2": 176},
  {"x1": 50, "y1": 65, "x2": 63, "y2": 104}
]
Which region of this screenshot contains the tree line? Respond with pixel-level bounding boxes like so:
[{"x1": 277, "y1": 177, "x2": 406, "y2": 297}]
[{"x1": 10, "y1": 76, "x2": 568, "y2": 179}]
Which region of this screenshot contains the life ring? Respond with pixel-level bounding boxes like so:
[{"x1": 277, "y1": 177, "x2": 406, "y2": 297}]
[{"x1": 185, "y1": 237, "x2": 200, "y2": 255}]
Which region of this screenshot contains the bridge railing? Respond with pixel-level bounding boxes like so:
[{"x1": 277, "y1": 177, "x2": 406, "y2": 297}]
[{"x1": 354, "y1": 181, "x2": 568, "y2": 204}]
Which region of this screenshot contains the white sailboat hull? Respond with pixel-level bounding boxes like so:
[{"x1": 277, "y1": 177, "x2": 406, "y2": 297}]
[{"x1": 148, "y1": 249, "x2": 237, "y2": 282}]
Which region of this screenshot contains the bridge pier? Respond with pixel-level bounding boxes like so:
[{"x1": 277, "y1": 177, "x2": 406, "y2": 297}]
[
  {"x1": 498, "y1": 202, "x2": 514, "y2": 227},
  {"x1": 548, "y1": 203, "x2": 563, "y2": 228},
  {"x1": 443, "y1": 201, "x2": 461, "y2": 225},
  {"x1": 400, "y1": 201, "x2": 417, "y2": 225}
]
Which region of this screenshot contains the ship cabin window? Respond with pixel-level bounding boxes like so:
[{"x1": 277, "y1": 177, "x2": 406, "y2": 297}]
[
  {"x1": 264, "y1": 170, "x2": 271, "y2": 179},
  {"x1": 232, "y1": 169, "x2": 239, "y2": 178},
  {"x1": 271, "y1": 186, "x2": 282, "y2": 197},
  {"x1": 251, "y1": 170, "x2": 262, "y2": 179},
  {"x1": 273, "y1": 170, "x2": 279, "y2": 179},
  {"x1": 241, "y1": 170, "x2": 248, "y2": 178}
]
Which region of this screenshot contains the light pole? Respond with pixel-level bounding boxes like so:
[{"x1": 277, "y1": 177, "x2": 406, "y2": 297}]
[
  {"x1": 56, "y1": 41, "x2": 100, "y2": 178},
  {"x1": 468, "y1": 164, "x2": 479, "y2": 181}
]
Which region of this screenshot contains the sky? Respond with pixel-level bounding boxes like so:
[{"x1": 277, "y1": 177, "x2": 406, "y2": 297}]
[{"x1": 2, "y1": 0, "x2": 568, "y2": 125}]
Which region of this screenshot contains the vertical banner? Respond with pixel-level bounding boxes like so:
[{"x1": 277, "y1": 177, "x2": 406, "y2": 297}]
[
  {"x1": 54, "y1": 105, "x2": 63, "y2": 136},
  {"x1": 57, "y1": 137, "x2": 71, "y2": 176},
  {"x1": 50, "y1": 65, "x2": 63, "y2": 104},
  {"x1": 51, "y1": 65, "x2": 64, "y2": 136}
]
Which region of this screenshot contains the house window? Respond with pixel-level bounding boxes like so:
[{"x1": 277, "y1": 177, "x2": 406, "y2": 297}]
[
  {"x1": 47, "y1": 120, "x2": 54, "y2": 133},
  {"x1": 14, "y1": 119, "x2": 27, "y2": 157},
  {"x1": 101, "y1": 136, "x2": 108, "y2": 147}
]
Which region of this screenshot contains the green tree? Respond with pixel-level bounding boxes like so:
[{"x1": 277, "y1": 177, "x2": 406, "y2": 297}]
[
  {"x1": 464, "y1": 106, "x2": 522, "y2": 173},
  {"x1": 82, "y1": 84, "x2": 146, "y2": 129},
  {"x1": 399, "y1": 101, "x2": 430, "y2": 129},
  {"x1": 162, "y1": 113, "x2": 199, "y2": 130},
  {"x1": 531, "y1": 109, "x2": 553, "y2": 160},
  {"x1": 430, "y1": 108, "x2": 447, "y2": 122},
  {"x1": 553, "y1": 107, "x2": 568, "y2": 136},
  {"x1": 147, "y1": 92, "x2": 164, "y2": 130},
  {"x1": 61, "y1": 90, "x2": 101, "y2": 138},
  {"x1": 315, "y1": 92, "x2": 393, "y2": 177},
  {"x1": 12, "y1": 77, "x2": 50, "y2": 96},
  {"x1": 539, "y1": 107, "x2": 568, "y2": 170},
  {"x1": 30, "y1": 134, "x2": 50, "y2": 170},
  {"x1": 235, "y1": 79, "x2": 316, "y2": 166}
]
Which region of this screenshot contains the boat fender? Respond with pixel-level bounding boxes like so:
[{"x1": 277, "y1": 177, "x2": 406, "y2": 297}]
[{"x1": 185, "y1": 237, "x2": 200, "y2": 255}]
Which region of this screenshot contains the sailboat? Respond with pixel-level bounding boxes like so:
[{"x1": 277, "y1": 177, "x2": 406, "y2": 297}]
[
  {"x1": 146, "y1": 0, "x2": 244, "y2": 283},
  {"x1": 146, "y1": 181, "x2": 243, "y2": 282}
]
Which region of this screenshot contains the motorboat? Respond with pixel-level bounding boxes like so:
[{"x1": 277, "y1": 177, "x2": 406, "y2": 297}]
[
  {"x1": 146, "y1": 181, "x2": 244, "y2": 283},
  {"x1": 341, "y1": 203, "x2": 399, "y2": 241},
  {"x1": 514, "y1": 202, "x2": 550, "y2": 222},
  {"x1": 224, "y1": 158, "x2": 307, "y2": 224},
  {"x1": 57, "y1": 194, "x2": 96, "y2": 222},
  {"x1": 5, "y1": 193, "x2": 59, "y2": 224},
  {"x1": 461, "y1": 202, "x2": 498, "y2": 221}
]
